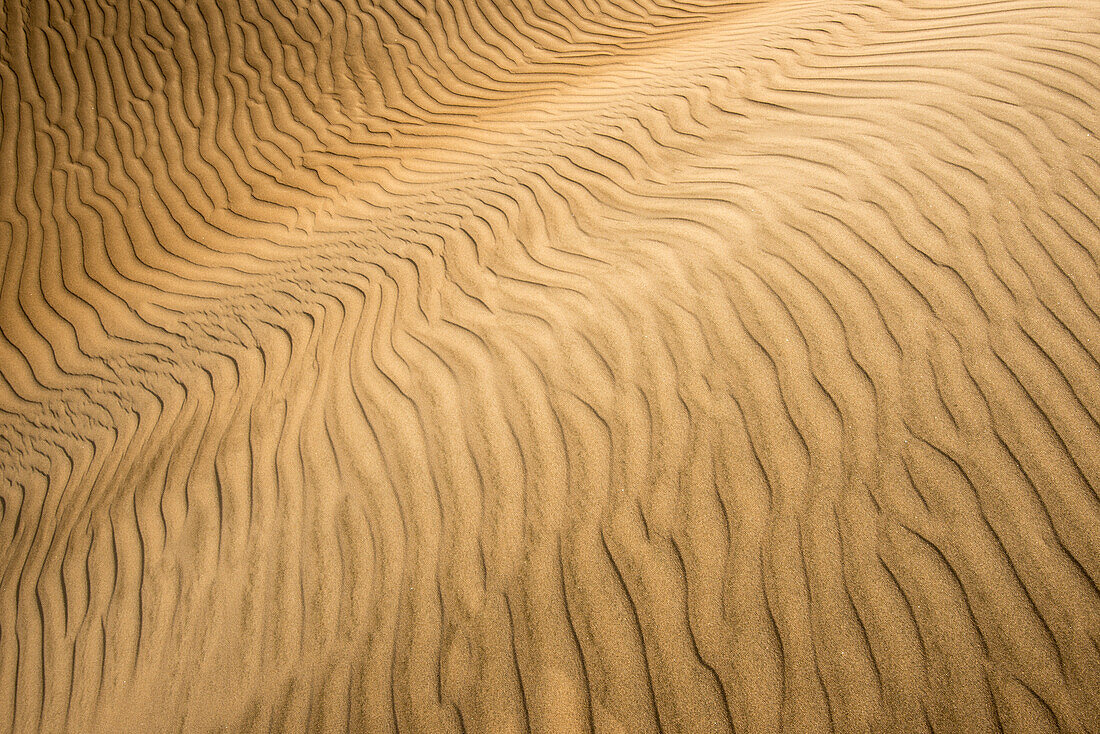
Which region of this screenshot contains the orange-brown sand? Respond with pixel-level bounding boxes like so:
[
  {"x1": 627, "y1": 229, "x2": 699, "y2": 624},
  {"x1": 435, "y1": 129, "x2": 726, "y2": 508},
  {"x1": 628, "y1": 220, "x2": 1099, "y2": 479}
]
[{"x1": 1, "y1": 0, "x2": 1099, "y2": 731}]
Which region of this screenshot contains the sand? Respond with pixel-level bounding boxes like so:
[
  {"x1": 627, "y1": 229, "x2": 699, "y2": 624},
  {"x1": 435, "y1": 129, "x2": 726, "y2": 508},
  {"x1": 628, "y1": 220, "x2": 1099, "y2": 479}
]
[{"x1": 1, "y1": 0, "x2": 1099, "y2": 731}]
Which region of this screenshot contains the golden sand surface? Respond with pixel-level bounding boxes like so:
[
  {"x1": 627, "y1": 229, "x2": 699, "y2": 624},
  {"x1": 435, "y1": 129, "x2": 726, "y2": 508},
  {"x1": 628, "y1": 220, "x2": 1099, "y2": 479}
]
[{"x1": 1, "y1": 0, "x2": 1099, "y2": 731}]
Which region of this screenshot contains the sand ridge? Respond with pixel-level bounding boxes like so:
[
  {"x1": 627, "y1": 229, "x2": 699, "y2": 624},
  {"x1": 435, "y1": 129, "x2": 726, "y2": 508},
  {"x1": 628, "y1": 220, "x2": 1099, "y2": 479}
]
[{"x1": 1, "y1": 0, "x2": 1099, "y2": 731}]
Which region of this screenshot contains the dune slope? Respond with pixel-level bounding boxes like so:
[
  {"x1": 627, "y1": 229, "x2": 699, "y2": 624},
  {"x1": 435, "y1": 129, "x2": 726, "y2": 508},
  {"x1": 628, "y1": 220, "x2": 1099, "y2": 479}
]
[{"x1": 2, "y1": 0, "x2": 1100, "y2": 731}]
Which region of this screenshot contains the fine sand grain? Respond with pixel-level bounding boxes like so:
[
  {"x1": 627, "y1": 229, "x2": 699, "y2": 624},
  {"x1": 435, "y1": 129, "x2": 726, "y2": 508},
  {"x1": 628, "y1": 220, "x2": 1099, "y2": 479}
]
[{"x1": 1, "y1": 0, "x2": 1099, "y2": 731}]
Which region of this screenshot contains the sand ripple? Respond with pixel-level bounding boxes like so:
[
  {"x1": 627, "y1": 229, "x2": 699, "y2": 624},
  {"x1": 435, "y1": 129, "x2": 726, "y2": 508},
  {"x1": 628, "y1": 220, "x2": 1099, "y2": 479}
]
[{"x1": 1, "y1": 0, "x2": 1099, "y2": 731}]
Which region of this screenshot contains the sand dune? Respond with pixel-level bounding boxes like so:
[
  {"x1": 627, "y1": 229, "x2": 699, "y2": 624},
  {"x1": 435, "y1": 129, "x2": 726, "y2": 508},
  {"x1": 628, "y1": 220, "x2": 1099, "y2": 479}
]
[{"x1": 1, "y1": 0, "x2": 1099, "y2": 731}]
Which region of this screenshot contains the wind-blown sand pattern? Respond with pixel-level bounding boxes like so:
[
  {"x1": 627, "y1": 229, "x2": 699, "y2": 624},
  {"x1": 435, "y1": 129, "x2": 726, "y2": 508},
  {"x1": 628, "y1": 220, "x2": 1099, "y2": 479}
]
[{"x1": 1, "y1": 0, "x2": 1099, "y2": 731}]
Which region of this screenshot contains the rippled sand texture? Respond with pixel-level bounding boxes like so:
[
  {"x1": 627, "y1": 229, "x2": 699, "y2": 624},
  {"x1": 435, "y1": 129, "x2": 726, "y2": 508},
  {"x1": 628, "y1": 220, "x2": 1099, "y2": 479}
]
[{"x1": 2, "y1": 0, "x2": 1100, "y2": 731}]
